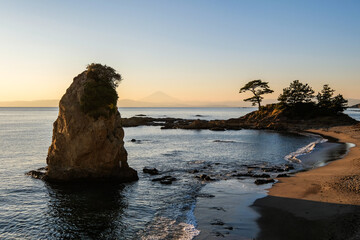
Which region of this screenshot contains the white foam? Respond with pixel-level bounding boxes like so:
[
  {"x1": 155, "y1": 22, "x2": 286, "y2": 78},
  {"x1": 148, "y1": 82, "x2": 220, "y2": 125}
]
[
  {"x1": 285, "y1": 138, "x2": 328, "y2": 163},
  {"x1": 140, "y1": 216, "x2": 200, "y2": 240},
  {"x1": 179, "y1": 222, "x2": 200, "y2": 240}
]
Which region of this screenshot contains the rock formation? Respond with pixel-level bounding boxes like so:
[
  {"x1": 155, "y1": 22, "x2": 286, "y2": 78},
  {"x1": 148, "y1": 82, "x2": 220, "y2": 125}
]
[{"x1": 44, "y1": 69, "x2": 138, "y2": 182}]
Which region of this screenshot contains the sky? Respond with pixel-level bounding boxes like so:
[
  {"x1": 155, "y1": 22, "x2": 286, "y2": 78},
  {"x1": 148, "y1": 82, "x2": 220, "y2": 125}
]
[{"x1": 0, "y1": 0, "x2": 359, "y2": 104}]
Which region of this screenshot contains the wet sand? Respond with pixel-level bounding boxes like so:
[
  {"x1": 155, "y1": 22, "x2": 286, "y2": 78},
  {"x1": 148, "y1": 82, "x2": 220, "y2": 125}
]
[
  {"x1": 253, "y1": 124, "x2": 360, "y2": 239},
  {"x1": 264, "y1": 124, "x2": 360, "y2": 204},
  {"x1": 195, "y1": 124, "x2": 360, "y2": 239},
  {"x1": 194, "y1": 179, "x2": 269, "y2": 239}
]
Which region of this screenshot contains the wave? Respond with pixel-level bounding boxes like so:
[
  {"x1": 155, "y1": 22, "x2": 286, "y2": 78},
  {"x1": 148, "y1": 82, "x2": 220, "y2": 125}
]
[
  {"x1": 140, "y1": 216, "x2": 200, "y2": 240},
  {"x1": 285, "y1": 138, "x2": 328, "y2": 163}
]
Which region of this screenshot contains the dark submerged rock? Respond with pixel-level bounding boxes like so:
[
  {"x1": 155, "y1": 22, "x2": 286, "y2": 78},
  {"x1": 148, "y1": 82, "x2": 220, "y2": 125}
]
[
  {"x1": 253, "y1": 173, "x2": 271, "y2": 178},
  {"x1": 26, "y1": 169, "x2": 46, "y2": 179},
  {"x1": 152, "y1": 175, "x2": 177, "y2": 184},
  {"x1": 197, "y1": 193, "x2": 215, "y2": 198},
  {"x1": 255, "y1": 178, "x2": 275, "y2": 185},
  {"x1": 143, "y1": 167, "x2": 159, "y2": 175},
  {"x1": 210, "y1": 207, "x2": 226, "y2": 212},
  {"x1": 214, "y1": 232, "x2": 225, "y2": 237},
  {"x1": 199, "y1": 174, "x2": 213, "y2": 181},
  {"x1": 277, "y1": 173, "x2": 291, "y2": 178},
  {"x1": 211, "y1": 219, "x2": 225, "y2": 226}
]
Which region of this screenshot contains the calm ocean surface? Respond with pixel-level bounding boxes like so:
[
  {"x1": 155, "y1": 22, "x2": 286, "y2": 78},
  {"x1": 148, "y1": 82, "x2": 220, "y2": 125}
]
[{"x1": 0, "y1": 107, "x2": 355, "y2": 239}]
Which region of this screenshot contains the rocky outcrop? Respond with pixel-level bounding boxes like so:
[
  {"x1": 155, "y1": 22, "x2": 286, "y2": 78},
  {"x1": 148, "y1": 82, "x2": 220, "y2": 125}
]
[
  {"x1": 44, "y1": 71, "x2": 138, "y2": 182},
  {"x1": 233, "y1": 105, "x2": 358, "y2": 131},
  {"x1": 121, "y1": 106, "x2": 357, "y2": 131},
  {"x1": 349, "y1": 103, "x2": 360, "y2": 108}
]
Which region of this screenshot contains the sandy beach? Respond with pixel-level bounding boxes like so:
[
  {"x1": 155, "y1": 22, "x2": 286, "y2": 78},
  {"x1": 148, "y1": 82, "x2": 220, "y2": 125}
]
[
  {"x1": 194, "y1": 123, "x2": 360, "y2": 240},
  {"x1": 266, "y1": 123, "x2": 360, "y2": 204},
  {"x1": 254, "y1": 123, "x2": 360, "y2": 239}
]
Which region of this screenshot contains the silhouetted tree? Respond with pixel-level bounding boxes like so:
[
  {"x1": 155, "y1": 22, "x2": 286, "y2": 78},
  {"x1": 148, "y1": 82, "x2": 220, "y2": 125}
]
[
  {"x1": 278, "y1": 80, "x2": 314, "y2": 106},
  {"x1": 80, "y1": 63, "x2": 122, "y2": 118},
  {"x1": 86, "y1": 63, "x2": 122, "y2": 88},
  {"x1": 317, "y1": 84, "x2": 347, "y2": 113},
  {"x1": 331, "y1": 94, "x2": 348, "y2": 113},
  {"x1": 239, "y1": 80, "x2": 274, "y2": 110},
  {"x1": 316, "y1": 84, "x2": 335, "y2": 109}
]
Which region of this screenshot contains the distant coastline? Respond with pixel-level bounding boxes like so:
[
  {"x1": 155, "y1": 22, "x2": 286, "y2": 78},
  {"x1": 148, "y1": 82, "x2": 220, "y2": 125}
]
[
  {"x1": 1, "y1": 99, "x2": 360, "y2": 108},
  {"x1": 0, "y1": 100, "x2": 253, "y2": 108}
]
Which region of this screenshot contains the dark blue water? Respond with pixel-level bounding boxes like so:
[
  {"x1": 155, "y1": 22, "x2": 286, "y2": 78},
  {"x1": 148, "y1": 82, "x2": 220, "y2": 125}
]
[{"x1": 0, "y1": 107, "x2": 351, "y2": 239}]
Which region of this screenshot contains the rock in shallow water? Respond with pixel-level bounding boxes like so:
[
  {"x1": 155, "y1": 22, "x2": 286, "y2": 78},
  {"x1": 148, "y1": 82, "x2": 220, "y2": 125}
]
[
  {"x1": 41, "y1": 67, "x2": 138, "y2": 183},
  {"x1": 210, "y1": 219, "x2": 225, "y2": 226},
  {"x1": 152, "y1": 175, "x2": 177, "y2": 184},
  {"x1": 198, "y1": 174, "x2": 214, "y2": 181},
  {"x1": 277, "y1": 173, "x2": 291, "y2": 178},
  {"x1": 143, "y1": 167, "x2": 159, "y2": 175},
  {"x1": 254, "y1": 178, "x2": 275, "y2": 185}
]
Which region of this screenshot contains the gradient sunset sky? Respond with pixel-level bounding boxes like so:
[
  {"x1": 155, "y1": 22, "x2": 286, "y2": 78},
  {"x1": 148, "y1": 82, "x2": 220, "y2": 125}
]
[{"x1": 0, "y1": 0, "x2": 359, "y2": 103}]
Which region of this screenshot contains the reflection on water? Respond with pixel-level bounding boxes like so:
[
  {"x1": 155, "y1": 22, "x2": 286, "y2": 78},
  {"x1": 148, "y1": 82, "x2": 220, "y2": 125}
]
[
  {"x1": 44, "y1": 182, "x2": 128, "y2": 239},
  {"x1": 1, "y1": 107, "x2": 354, "y2": 239}
]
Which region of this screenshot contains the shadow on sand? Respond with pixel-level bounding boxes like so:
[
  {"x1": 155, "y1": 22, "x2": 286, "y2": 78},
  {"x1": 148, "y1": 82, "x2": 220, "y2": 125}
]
[{"x1": 252, "y1": 196, "x2": 360, "y2": 240}]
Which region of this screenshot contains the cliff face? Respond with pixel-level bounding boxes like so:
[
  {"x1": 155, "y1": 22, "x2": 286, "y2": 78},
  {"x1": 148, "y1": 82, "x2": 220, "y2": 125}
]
[{"x1": 45, "y1": 72, "x2": 138, "y2": 182}]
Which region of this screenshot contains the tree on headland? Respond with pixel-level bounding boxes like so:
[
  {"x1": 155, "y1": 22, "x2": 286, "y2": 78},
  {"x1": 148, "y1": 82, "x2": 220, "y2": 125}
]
[
  {"x1": 316, "y1": 84, "x2": 334, "y2": 109},
  {"x1": 239, "y1": 80, "x2": 274, "y2": 110},
  {"x1": 80, "y1": 63, "x2": 122, "y2": 118},
  {"x1": 317, "y1": 84, "x2": 348, "y2": 113},
  {"x1": 278, "y1": 80, "x2": 314, "y2": 106}
]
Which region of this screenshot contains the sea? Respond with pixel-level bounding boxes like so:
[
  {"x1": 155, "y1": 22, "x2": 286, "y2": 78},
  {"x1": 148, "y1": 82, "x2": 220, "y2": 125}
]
[{"x1": 0, "y1": 107, "x2": 358, "y2": 239}]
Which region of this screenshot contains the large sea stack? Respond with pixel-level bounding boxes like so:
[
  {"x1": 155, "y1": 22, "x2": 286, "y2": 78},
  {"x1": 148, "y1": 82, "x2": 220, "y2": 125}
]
[{"x1": 44, "y1": 64, "x2": 138, "y2": 182}]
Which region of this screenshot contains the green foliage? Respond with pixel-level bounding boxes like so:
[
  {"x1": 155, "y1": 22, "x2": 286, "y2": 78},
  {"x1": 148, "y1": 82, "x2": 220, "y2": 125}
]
[
  {"x1": 239, "y1": 80, "x2": 274, "y2": 109},
  {"x1": 278, "y1": 80, "x2": 314, "y2": 106},
  {"x1": 316, "y1": 84, "x2": 334, "y2": 109},
  {"x1": 80, "y1": 63, "x2": 122, "y2": 119},
  {"x1": 317, "y1": 84, "x2": 347, "y2": 113},
  {"x1": 331, "y1": 94, "x2": 348, "y2": 112},
  {"x1": 275, "y1": 81, "x2": 347, "y2": 116}
]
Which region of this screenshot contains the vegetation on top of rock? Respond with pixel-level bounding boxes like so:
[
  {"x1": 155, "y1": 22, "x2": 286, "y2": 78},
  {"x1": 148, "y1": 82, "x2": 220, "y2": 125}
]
[
  {"x1": 239, "y1": 79, "x2": 348, "y2": 117},
  {"x1": 239, "y1": 80, "x2": 274, "y2": 110},
  {"x1": 316, "y1": 84, "x2": 347, "y2": 113},
  {"x1": 278, "y1": 80, "x2": 315, "y2": 106},
  {"x1": 80, "y1": 63, "x2": 122, "y2": 119},
  {"x1": 276, "y1": 81, "x2": 348, "y2": 116}
]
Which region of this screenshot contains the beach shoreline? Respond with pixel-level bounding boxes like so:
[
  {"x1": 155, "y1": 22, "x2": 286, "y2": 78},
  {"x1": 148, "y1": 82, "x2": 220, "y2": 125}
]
[
  {"x1": 265, "y1": 124, "x2": 360, "y2": 205},
  {"x1": 194, "y1": 123, "x2": 360, "y2": 240},
  {"x1": 253, "y1": 123, "x2": 360, "y2": 239}
]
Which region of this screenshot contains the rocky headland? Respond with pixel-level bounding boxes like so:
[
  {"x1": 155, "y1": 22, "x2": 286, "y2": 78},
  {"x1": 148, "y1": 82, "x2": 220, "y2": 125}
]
[
  {"x1": 350, "y1": 103, "x2": 360, "y2": 108},
  {"x1": 121, "y1": 104, "x2": 357, "y2": 131},
  {"x1": 28, "y1": 64, "x2": 138, "y2": 182}
]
